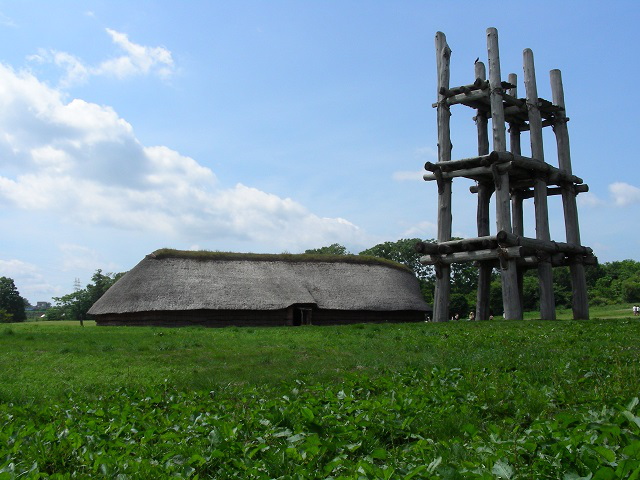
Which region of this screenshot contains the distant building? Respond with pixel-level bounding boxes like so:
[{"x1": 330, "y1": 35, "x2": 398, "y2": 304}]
[
  {"x1": 89, "y1": 249, "x2": 432, "y2": 327},
  {"x1": 35, "y1": 301, "x2": 51, "y2": 310}
]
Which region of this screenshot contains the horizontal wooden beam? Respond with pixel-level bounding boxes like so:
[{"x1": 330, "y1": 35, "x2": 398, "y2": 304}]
[
  {"x1": 501, "y1": 92, "x2": 525, "y2": 109},
  {"x1": 508, "y1": 119, "x2": 563, "y2": 132},
  {"x1": 425, "y1": 154, "x2": 492, "y2": 172},
  {"x1": 420, "y1": 246, "x2": 524, "y2": 265},
  {"x1": 517, "y1": 253, "x2": 598, "y2": 268},
  {"x1": 416, "y1": 235, "x2": 499, "y2": 255},
  {"x1": 414, "y1": 241, "x2": 439, "y2": 255},
  {"x1": 469, "y1": 183, "x2": 589, "y2": 196},
  {"x1": 496, "y1": 230, "x2": 592, "y2": 255},
  {"x1": 432, "y1": 86, "x2": 564, "y2": 127},
  {"x1": 432, "y1": 89, "x2": 488, "y2": 108},
  {"x1": 487, "y1": 151, "x2": 583, "y2": 184},
  {"x1": 480, "y1": 253, "x2": 597, "y2": 269},
  {"x1": 423, "y1": 163, "x2": 511, "y2": 181},
  {"x1": 417, "y1": 237, "x2": 596, "y2": 267},
  {"x1": 520, "y1": 183, "x2": 589, "y2": 199},
  {"x1": 425, "y1": 151, "x2": 584, "y2": 186},
  {"x1": 439, "y1": 78, "x2": 488, "y2": 98}
]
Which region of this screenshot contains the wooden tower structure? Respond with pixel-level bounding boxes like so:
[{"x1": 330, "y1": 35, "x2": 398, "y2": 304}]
[{"x1": 417, "y1": 28, "x2": 596, "y2": 321}]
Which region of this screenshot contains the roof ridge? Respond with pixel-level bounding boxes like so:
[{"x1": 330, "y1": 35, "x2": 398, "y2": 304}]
[{"x1": 150, "y1": 248, "x2": 413, "y2": 273}]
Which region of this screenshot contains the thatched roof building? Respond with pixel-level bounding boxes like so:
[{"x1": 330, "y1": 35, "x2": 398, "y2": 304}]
[{"x1": 89, "y1": 249, "x2": 431, "y2": 327}]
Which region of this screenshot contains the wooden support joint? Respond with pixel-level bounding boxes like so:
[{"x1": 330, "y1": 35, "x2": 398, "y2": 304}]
[
  {"x1": 497, "y1": 247, "x2": 510, "y2": 270},
  {"x1": 552, "y1": 116, "x2": 570, "y2": 127},
  {"x1": 434, "y1": 169, "x2": 446, "y2": 194},
  {"x1": 474, "y1": 111, "x2": 489, "y2": 124},
  {"x1": 551, "y1": 117, "x2": 569, "y2": 135},
  {"x1": 469, "y1": 182, "x2": 495, "y2": 195},
  {"x1": 507, "y1": 123, "x2": 523, "y2": 134},
  {"x1": 415, "y1": 241, "x2": 438, "y2": 255},
  {"x1": 435, "y1": 99, "x2": 452, "y2": 112},
  {"x1": 434, "y1": 260, "x2": 444, "y2": 279},
  {"x1": 491, "y1": 163, "x2": 502, "y2": 190},
  {"x1": 568, "y1": 254, "x2": 584, "y2": 265},
  {"x1": 475, "y1": 77, "x2": 490, "y2": 89},
  {"x1": 438, "y1": 78, "x2": 490, "y2": 99},
  {"x1": 526, "y1": 99, "x2": 541, "y2": 111},
  {"x1": 561, "y1": 181, "x2": 576, "y2": 195},
  {"x1": 536, "y1": 250, "x2": 551, "y2": 263}
]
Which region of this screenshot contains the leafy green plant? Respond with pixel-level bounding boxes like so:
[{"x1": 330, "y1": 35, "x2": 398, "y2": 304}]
[
  {"x1": 1, "y1": 316, "x2": 640, "y2": 478},
  {"x1": 1, "y1": 371, "x2": 638, "y2": 478}
]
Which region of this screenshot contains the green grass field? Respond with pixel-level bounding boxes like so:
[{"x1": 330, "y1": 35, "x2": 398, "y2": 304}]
[{"x1": 1, "y1": 307, "x2": 639, "y2": 478}]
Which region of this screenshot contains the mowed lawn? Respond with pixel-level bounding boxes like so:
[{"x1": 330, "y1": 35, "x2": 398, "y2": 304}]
[{"x1": 1, "y1": 307, "x2": 639, "y2": 478}]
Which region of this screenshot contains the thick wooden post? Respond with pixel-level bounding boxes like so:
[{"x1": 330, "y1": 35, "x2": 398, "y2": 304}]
[
  {"x1": 507, "y1": 73, "x2": 525, "y2": 310},
  {"x1": 433, "y1": 32, "x2": 452, "y2": 322},
  {"x1": 511, "y1": 189, "x2": 524, "y2": 236},
  {"x1": 475, "y1": 60, "x2": 492, "y2": 321},
  {"x1": 508, "y1": 73, "x2": 524, "y2": 235},
  {"x1": 523, "y1": 48, "x2": 555, "y2": 320},
  {"x1": 550, "y1": 69, "x2": 589, "y2": 319},
  {"x1": 487, "y1": 27, "x2": 522, "y2": 320},
  {"x1": 475, "y1": 62, "x2": 490, "y2": 158}
]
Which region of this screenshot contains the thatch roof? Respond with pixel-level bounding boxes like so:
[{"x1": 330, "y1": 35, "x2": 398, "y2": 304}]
[{"x1": 89, "y1": 250, "x2": 430, "y2": 315}]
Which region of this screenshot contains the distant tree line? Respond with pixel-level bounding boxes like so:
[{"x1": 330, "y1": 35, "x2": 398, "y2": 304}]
[{"x1": 2, "y1": 242, "x2": 639, "y2": 323}]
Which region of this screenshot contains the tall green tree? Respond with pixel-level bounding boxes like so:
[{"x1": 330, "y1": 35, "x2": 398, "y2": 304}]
[
  {"x1": 449, "y1": 293, "x2": 469, "y2": 318},
  {"x1": 47, "y1": 270, "x2": 124, "y2": 321},
  {"x1": 521, "y1": 275, "x2": 540, "y2": 311},
  {"x1": 450, "y1": 262, "x2": 480, "y2": 298},
  {"x1": 552, "y1": 267, "x2": 573, "y2": 309},
  {"x1": 585, "y1": 260, "x2": 640, "y2": 305},
  {"x1": 622, "y1": 275, "x2": 640, "y2": 302},
  {"x1": 0, "y1": 277, "x2": 27, "y2": 322},
  {"x1": 489, "y1": 279, "x2": 504, "y2": 317},
  {"x1": 359, "y1": 239, "x2": 433, "y2": 279},
  {"x1": 304, "y1": 244, "x2": 350, "y2": 255}
]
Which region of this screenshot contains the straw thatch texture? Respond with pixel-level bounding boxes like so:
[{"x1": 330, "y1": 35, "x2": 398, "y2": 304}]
[{"x1": 89, "y1": 251, "x2": 430, "y2": 327}]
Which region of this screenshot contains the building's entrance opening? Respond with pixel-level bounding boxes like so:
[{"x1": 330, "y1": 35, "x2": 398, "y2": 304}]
[{"x1": 293, "y1": 307, "x2": 312, "y2": 326}]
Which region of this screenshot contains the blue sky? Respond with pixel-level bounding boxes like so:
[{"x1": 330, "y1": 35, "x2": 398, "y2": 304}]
[{"x1": 1, "y1": 1, "x2": 639, "y2": 303}]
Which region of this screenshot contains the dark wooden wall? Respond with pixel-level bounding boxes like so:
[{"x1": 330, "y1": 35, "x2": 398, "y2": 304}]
[{"x1": 94, "y1": 308, "x2": 429, "y2": 328}]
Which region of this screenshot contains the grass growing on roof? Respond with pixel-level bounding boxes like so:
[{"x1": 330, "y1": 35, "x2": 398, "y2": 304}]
[{"x1": 150, "y1": 248, "x2": 413, "y2": 273}]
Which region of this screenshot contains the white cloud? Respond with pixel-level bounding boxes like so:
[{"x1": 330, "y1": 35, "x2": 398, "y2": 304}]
[
  {"x1": 415, "y1": 146, "x2": 437, "y2": 158},
  {"x1": 0, "y1": 61, "x2": 365, "y2": 253},
  {"x1": 28, "y1": 28, "x2": 175, "y2": 88},
  {"x1": 577, "y1": 184, "x2": 640, "y2": 209},
  {"x1": 59, "y1": 244, "x2": 120, "y2": 273},
  {"x1": 94, "y1": 29, "x2": 174, "y2": 80},
  {"x1": 391, "y1": 146, "x2": 437, "y2": 181},
  {"x1": 0, "y1": 11, "x2": 16, "y2": 27},
  {"x1": 54, "y1": 51, "x2": 90, "y2": 88},
  {"x1": 402, "y1": 221, "x2": 437, "y2": 239},
  {"x1": 609, "y1": 182, "x2": 640, "y2": 207},
  {"x1": 0, "y1": 258, "x2": 57, "y2": 302},
  {"x1": 0, "y1": 258, "x2": 38, "y2": 278},
  {"x1": 392, "y1": 170, "x2": 424, "y2": 181},
  {"x1": 577, "y1": 192, "x2": 603, "y2": 208}
]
